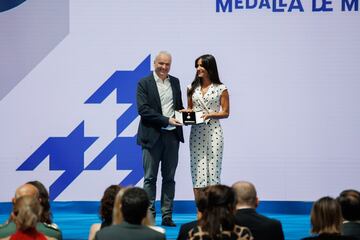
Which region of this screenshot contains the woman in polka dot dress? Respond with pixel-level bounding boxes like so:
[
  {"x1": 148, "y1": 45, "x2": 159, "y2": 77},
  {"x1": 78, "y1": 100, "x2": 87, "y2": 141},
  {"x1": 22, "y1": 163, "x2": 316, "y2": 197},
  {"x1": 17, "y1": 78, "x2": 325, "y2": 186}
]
[{"x1": 186, "y1": 54, "x2": 230, "y2": 199}]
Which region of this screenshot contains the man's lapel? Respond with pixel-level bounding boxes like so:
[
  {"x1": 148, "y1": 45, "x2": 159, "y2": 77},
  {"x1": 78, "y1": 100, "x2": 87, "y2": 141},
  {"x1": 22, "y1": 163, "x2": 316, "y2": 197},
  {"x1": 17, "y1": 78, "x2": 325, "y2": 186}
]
[
  {"x1": 149, "y1": 73, "x2": 162, "y2": 108},
  {"x1": 169, "y1": 76, "x2": 178, "y2": 108}
]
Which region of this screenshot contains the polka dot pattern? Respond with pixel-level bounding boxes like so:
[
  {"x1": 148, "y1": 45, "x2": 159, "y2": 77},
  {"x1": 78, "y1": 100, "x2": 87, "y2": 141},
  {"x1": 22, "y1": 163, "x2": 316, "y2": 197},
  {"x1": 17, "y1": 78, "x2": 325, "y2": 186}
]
[{"x1": 189, "y1": 84, "x2": 227, "y2": 188}]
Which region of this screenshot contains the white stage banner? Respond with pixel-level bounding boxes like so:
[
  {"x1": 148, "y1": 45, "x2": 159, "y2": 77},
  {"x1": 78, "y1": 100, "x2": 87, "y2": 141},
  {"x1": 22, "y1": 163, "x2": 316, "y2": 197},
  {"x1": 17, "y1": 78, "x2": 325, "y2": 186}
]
[{"x1": 1, "y1": 0, "x2": 359, "y2": 201}]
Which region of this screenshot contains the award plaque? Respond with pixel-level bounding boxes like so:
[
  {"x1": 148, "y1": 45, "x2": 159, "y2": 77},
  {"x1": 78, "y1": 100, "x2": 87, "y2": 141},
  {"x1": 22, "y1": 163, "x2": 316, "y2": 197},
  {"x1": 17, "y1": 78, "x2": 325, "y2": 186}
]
[{"x1": 175, "y1": 111, "x2": 204, "y2": 125}]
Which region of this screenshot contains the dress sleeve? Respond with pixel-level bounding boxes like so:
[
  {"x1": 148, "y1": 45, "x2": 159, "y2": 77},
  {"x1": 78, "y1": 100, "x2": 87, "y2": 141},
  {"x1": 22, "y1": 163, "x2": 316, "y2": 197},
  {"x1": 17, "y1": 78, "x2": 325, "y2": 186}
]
[{"x1": 219, "y1": 84, "x2": 227, "y2": 95}]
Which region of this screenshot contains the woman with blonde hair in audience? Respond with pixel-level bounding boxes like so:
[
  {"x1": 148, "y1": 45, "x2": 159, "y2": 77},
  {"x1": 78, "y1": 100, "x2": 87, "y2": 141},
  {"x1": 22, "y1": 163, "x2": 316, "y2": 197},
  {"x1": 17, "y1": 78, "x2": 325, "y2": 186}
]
[
  {"x1": 0, "y1": 196, "x2": 55, "y2": 240},
  {"x1": 302, "y1": 196, "x2": 356, "y2": 240}
]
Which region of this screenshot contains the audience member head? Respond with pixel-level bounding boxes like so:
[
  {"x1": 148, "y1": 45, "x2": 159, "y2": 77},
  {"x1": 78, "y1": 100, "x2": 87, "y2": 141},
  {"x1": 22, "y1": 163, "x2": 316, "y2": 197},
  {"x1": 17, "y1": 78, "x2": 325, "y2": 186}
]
[
  {"x1": 27, "y1": 180, "x2": 52, "y2": 224},
  {"x1": 195, "y1": 187, "x2": 208, "y2": 220},
  {"x1": 199, "y1": 185, "x2": 237, "y2": 239},
  {"x1": 120, "y1": 187, "x2": 149, "y2": 225},
  {"x1": 112, "y1": 187, "x2": 129, "y2": 225},
  {"x1": 12, "y1": 196, "x2": 42, "y2": 232},
  {"x1": 337, "y1": 189, "x2": 360, "y2": 221},
  {"x1": 232, "y1": 181, "x2": 258, "y2": 208},
  {"x1": 13, "y1": 183, "x2": 39, "y2": 203},
  {"x1": 310, "y1": 196, "x2": 342, "y2": 235},
  {"x1": 195, "y1": 187, "x2": 208, "y2": 213},
  {"x1": 99, "y1": 185, "x2": 121, "y2": 225}
]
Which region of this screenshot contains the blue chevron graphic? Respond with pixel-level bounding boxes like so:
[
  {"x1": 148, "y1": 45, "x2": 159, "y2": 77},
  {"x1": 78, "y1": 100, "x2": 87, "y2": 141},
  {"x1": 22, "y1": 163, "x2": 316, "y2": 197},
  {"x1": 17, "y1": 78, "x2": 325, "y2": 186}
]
[
  {"x1": 85, "y1": 137, "x2": 143, "y2": 186},
  {"x1": 17, "y1": 56, "x2": 151, "y2": 200},
  {"x1": 17, "y1": 122, "x2": 98, "y2": 200},
  {"x1": 85, "y1": 55, "x2": 151, "y2": 185},
  {"x1": 85, "y1": 55, "x2": 150, "y2": 135}
]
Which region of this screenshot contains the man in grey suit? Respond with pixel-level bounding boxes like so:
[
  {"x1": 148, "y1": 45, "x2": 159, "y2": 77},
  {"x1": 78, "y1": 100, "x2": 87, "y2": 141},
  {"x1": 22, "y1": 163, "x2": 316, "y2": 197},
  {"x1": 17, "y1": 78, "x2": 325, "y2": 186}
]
[
  {"x1": 136, "y1": 51, "x2": 184, "y2": 226},
  {"x1": 95, "y1": 187, "x2": 165, "y2": 240},
  {"x1": 232, "y1": 181, "x2": 285, "y2": 240}
]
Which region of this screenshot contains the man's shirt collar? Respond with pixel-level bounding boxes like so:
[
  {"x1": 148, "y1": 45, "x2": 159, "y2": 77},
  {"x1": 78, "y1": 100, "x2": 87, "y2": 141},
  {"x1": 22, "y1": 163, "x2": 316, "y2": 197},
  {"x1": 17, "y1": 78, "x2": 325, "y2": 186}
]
[{"x1": 153, "y1": 71, "x2": 170, "y2": 83}]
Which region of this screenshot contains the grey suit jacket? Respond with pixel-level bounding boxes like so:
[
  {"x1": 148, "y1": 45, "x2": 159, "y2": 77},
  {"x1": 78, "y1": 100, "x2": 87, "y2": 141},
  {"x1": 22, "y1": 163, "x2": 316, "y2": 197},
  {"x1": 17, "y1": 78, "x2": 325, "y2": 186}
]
[
  {"x1": 136, "y1": 72, "x2": 184, "y2": 148},
  {"x1": 95, "y1": 222, "x2": 165, "y2": 240}
]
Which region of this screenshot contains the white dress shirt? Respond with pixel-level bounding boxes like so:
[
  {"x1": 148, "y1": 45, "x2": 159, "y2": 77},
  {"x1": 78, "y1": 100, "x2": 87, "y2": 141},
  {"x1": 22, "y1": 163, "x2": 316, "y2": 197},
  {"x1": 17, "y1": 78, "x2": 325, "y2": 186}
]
[{"x1": 153, "y1": 72, "x2": 175, "y2": 130}]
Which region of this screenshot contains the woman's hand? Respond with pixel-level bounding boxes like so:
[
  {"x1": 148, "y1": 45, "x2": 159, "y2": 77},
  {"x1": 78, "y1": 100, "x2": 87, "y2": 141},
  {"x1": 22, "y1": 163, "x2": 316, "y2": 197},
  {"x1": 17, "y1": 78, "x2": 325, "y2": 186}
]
[{"x1": 201, "y1": 113, "x2": 211, "y2": 120}]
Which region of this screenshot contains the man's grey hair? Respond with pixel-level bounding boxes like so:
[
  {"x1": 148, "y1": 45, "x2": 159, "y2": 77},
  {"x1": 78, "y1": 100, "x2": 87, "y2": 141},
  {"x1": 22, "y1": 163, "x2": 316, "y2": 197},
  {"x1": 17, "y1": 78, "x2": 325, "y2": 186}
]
[{"x1": 154, "y1": 51, "x2": 172, "y2": 62}]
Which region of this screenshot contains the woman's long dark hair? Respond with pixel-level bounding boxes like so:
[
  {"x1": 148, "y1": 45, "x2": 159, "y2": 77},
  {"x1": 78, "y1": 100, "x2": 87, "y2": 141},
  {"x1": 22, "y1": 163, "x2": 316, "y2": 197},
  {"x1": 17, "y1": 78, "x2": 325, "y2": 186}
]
[
  {"x1": 198, "y1": 185, "x2": 236, "y2": 239},
  {"x1": 27, "y1": 181, "x2": 52, "y2": 224},
  {"x1": 188, "y1": 54, "x2": 222, "y2": 98}
]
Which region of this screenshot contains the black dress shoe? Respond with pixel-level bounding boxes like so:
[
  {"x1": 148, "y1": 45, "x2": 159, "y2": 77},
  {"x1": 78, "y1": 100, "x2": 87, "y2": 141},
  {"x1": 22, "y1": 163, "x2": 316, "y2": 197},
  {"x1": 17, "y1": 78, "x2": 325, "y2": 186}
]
[{"x1": 161, "y1": 218, "x2": 176, "y2": 227}]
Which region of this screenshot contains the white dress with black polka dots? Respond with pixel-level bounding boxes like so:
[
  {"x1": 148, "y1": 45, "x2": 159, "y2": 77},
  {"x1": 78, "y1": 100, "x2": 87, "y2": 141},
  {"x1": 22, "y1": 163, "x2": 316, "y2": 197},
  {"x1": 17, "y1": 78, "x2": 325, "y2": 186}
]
[{"x1": 189, "y1": 83, "x2": 227, "y2": 188}]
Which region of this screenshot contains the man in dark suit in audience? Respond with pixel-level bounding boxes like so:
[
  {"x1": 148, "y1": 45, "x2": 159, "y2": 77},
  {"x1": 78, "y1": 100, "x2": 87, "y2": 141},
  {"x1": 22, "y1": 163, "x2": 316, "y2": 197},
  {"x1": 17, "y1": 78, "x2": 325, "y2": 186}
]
[
  {"x1": 95, "y1": 187, "x2": 165, "y2": 240},
  {"x1": 232, "y1": 181, "x2": 285, "y2": 240},
  {"x1": 337, "y1": 189, "x2": 360, "y2": 240}
]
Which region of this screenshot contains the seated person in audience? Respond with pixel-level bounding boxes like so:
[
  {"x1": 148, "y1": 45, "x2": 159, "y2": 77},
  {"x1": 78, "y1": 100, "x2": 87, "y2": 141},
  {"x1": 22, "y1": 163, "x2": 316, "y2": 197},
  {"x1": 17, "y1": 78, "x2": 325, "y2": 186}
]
[
  {"x1": 88, "y1": 185, "x2": 122, "y2": 240},
  {"x1": 337, "y1": 189, "x2": 360, "y2": 239},
  {"x1": 302, "y1": 196, "x2": 356, "y2": 240},
  {"x1": 188, "y1": 184, "x2": 253, "y2": 240},
  {"x1": 95, "y1": 187, "x2": 166, "y2": 240},
  {"x1": 112, "y1": 187, "x2": 129, "y2": 225},
  {"x1": 232, "y1": 181, "x2": 285, "y2": 240},
  {"x1": 0, "y1": 183, "x2": 62, "y2": 240},
  {"x1": 112, "y1": 187, "x2": 164, "y2": 234},
  {"x1": 27, "y1": 181, "x2": 54, "y2": 225},
  {"x1": 0, "y1": 196, "x2": 55, "y2": 240},
  {"x1": 177, "y1": 187, "x2": 208, "y2": 240},
  {"x1": 27, "y1": 181, "x2": 62, "y2": 238}
]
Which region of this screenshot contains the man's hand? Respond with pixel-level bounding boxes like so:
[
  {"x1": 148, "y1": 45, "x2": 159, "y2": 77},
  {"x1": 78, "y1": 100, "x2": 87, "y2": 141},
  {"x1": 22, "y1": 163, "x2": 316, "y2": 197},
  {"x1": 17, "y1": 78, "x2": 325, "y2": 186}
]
[{"x1": 169, "y1": 117, "x2": 182, "y2": 126}]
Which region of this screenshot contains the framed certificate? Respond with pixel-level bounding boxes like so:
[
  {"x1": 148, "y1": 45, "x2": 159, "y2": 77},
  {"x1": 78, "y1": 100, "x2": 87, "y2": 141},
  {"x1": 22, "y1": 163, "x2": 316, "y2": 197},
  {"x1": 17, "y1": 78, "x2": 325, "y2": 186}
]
[{"x1": 175, "y1": 111, "x2": 204, "y2": 125}]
